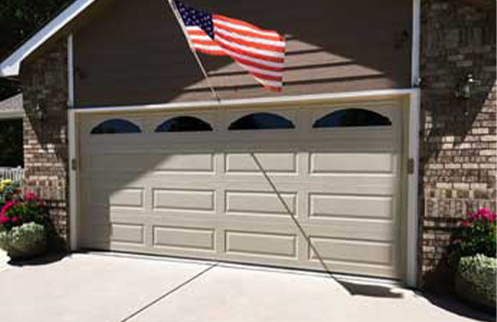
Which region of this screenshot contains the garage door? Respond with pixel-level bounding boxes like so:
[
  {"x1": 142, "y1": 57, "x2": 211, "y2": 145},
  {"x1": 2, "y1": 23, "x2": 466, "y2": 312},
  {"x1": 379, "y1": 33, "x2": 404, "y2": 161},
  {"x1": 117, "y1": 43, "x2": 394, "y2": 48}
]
[{"x1": 78, "y1": 100, "x2": 405, "y2": 279}]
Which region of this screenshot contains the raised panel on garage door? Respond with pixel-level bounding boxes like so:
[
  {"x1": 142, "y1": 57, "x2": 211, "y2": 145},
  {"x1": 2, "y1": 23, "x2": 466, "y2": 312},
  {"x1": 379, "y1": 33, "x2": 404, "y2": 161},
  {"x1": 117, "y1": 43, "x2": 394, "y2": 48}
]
[{"x1": 78, "y1": 102, "x2": 404, "y2": 279}]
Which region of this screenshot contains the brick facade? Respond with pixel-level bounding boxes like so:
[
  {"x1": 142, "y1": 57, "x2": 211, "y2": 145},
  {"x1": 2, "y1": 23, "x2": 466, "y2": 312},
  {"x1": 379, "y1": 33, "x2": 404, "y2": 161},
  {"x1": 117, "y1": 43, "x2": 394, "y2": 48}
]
[
  {"x1": 419, "y1": 0, "x2": 496, "y2": 289},
  {"x1": 20, "y1": 39, "x2": 69, "y2": 243}
]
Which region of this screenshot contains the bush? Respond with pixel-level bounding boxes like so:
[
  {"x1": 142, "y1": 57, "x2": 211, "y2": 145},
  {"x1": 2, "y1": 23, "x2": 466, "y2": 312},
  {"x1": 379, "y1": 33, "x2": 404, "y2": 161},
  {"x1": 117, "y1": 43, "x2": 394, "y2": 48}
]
[
  {"x1": 456, "y1": 254, "x2": 497, "y2": 309},
  {"x1": 0, "y1": 191, "x2": 47, "y2": 232},
  {"x1": 449, "y1": 208, "x2": 496, "y2": 260},
  {"x1": 0, "y1": 222, "x2": 46, "y2": 259}
]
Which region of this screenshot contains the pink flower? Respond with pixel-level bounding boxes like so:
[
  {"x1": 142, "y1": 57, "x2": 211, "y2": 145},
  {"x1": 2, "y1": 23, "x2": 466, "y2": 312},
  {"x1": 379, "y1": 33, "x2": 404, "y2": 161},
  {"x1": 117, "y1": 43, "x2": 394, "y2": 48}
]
[
  {"x1": 478, "y1": 208, "x2": 490, "y2": 215},
  {"x1": 11, "y1": 217, "x2": 17, "y2": 223},
  {"x1": 460, "y1": 220, "x2": 472, "y2": 227},
  {"x1": 23, "y1": 192, "x2": 38, "y2": 201},
  {"x1": 0, "y1": 217, "x2": 9, "y2": 224},
  {"x1": 0, "y1": 201, "x2": 15, "y2": 216}
]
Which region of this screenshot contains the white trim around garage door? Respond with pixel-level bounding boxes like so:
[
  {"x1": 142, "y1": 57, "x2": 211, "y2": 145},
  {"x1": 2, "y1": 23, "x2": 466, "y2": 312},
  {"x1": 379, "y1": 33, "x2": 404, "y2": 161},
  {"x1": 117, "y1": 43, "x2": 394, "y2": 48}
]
[{"x1": 67, "y1": 88, "x2": 421, "y2": 287}]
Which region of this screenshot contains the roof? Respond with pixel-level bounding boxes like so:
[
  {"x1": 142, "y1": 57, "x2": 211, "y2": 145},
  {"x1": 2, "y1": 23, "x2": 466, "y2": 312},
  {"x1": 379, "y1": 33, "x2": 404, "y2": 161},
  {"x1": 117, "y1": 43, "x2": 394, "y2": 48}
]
[
  {"x1": 0, "y1": 94, "x2": 24, "y2": 118},
  {"x1": 0, "y1": 0, "x2": 97, "y2": 77}
]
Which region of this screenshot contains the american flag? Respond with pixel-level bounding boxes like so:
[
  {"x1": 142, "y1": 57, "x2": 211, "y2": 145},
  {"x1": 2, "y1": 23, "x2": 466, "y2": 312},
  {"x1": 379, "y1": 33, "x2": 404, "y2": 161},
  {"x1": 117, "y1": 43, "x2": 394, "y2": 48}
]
[{"x1": 174, "y1": 0, "x2": 285, "y2": 92}]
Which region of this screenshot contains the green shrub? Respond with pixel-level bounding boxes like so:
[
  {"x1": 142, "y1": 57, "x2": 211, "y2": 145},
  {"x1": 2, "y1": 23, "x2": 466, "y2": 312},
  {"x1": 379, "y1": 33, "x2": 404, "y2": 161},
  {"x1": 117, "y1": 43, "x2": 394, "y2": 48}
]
[
  {"x1": 456, "y1": 254, "x2": 496, "y2": 309},
  {"x1": 0, "y1": 223, "x2": 46, "y2": 259}
]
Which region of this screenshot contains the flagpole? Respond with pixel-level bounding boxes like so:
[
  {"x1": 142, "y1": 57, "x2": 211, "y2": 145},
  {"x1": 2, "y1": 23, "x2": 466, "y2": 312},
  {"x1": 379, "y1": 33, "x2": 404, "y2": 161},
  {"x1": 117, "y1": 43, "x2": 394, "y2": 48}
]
[{"x1": 166, "y1": 0, "x2": 221, "y2": 103}]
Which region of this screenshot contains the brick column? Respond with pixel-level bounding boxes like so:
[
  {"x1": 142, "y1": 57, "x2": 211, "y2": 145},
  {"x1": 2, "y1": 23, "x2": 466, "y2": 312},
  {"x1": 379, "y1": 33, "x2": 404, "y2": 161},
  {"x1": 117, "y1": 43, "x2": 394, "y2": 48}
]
[
  {"x1": 20, "y1": 39, "x2": 69, "y2": 244},
  {"x1": 419, "y1": 0, "x2": 496, "y2": 290}
]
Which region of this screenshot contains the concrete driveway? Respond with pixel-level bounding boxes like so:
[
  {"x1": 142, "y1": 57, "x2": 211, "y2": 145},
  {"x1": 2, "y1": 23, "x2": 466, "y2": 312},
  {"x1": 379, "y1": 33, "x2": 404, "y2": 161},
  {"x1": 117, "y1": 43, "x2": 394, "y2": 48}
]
[{"x1": 0, "y1": 252, "x2": 492, "y2": 322}]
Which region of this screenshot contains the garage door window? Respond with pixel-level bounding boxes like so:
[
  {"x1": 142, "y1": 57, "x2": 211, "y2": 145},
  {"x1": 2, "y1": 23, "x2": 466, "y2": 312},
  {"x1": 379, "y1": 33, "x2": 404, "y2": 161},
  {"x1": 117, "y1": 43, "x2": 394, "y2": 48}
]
[
  {"x1": 229, "y1": 113, "x2": 295, "y2": 131},
  {"x1": 156, "y1": 116, "x2": 213, "y2": 133},
  {"x1": 91, "y1": 119, "x2": 142, "y2": 134},
  {"x1": 313, "y1": 109, "x2": 392, "y2": 128}
]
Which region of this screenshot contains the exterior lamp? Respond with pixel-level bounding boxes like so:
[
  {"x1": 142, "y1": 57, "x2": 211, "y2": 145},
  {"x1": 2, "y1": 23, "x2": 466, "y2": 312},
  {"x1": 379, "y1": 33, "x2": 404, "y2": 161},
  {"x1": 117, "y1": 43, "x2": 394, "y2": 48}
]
[
  {"x1": 455, "y1": 74, "x2": 477, "y2": 100},
  {"x1": 34, "y1": 101, "x2": 46, "y2": 121}
]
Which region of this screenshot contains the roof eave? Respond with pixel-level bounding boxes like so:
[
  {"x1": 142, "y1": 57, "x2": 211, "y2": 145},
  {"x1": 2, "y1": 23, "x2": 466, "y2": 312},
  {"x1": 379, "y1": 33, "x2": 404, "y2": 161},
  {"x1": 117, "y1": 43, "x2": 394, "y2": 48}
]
[{"x1": 0, "y1": 0, "x2": 97, "y2": 78}]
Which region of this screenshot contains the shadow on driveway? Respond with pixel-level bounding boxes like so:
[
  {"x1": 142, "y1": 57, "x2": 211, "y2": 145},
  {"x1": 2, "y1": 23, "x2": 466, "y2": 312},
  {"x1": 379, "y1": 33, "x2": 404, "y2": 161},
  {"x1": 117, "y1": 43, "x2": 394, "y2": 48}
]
[{"x1": 424, "y1": 293, "x2": 496, "y2": 322}]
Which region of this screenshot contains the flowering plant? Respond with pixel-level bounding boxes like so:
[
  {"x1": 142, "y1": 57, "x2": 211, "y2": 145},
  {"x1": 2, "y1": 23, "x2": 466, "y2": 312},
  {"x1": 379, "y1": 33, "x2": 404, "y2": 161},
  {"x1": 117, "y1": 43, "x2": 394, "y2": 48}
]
[
  {"x1": 449, "y1": 208, "x2": 496, "y2": 259},
  {"x1": 0, "y1": 179, "x2": 23, "y2": 204},
  {"x1": 0, "y1": 192, "x2": 47, "y2": 232}
]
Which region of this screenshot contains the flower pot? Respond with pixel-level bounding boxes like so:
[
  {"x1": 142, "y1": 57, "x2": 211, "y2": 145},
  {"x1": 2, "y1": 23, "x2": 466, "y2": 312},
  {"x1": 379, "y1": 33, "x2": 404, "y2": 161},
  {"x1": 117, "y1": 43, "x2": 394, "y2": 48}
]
[
  {"x1": 455, "y1": 255, "x2": 496, "y2": 311},
  {"x1": 0, "y1": 223, "x2": 47, "y2": 260}
]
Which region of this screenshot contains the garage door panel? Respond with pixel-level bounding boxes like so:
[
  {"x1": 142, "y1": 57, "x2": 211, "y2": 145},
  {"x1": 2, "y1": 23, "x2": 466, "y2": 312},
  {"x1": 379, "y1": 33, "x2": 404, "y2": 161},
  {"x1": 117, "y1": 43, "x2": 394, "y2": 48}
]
[
  {"x1": 225, "y1": 230, "x2": 297, "y2": 259},
  {"x1": 79, "y1": 102, "x2": 404, "y2": 279},
  {"x1": 310, "y1": 152, "x2": 395, "y2": 174},
  {"x1": 309, "y1": 194, "x2": 393, "y2": 220},
  {"x1": 306, "y1": 177, "x2": 396, "y2": 196},
  {"x1": 304, "y1": 220, "x2": 395, "y2": 242},
  {"x1": 83, "y1": 187, "x2": 146, "y2": 210},
  {"x1": 153, "y1": 189, "x2": 216, "y2": 213},
  {"x1": 225, "y1": 152, "x2": 298, "y2": 174},
  {"x1": 309, "y1": 237, "x2": 393, "y2": 265},
  {"x1": 150, "y1": 153, "x2": 215, "y2": 173},
  {"x1": 152, "y1": 226, "x2": 216, "y2": 252},
  {"x1": 225, "y1": 191, "x2": 296, "y2": 216}
]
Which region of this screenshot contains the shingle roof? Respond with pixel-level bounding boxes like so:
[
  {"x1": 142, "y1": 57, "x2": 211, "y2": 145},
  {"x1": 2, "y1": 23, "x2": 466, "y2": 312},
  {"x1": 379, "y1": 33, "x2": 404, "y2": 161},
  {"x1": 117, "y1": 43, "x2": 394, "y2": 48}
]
[{"x1": 0, "y1": 94, "x2": 23, "y2": 113}]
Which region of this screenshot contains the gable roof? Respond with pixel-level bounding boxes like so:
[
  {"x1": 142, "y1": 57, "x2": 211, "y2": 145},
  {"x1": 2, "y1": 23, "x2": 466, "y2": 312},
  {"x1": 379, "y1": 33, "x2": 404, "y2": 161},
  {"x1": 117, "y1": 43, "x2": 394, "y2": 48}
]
[
  {"x1": 0, "y1": 0, "x2": 97, "y2": 77},
  {"x1": 0, "y1": 94, "x2": 24, "y2": 118}
]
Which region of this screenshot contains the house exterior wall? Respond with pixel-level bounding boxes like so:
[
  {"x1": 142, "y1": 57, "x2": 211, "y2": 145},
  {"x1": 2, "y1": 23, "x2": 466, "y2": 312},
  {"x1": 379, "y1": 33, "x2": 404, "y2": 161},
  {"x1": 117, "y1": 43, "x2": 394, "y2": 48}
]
[
  {"x1": 13, "y1": 0, "x2": 497, "y2": 289},
  {"x1": 419, "y1": 0, "x2": 496, "y2": 290},
  {"x1": 73, "y1": 0, "x2": 413, "y2": 107},
  {"x1": 20, "y1": 39, "x2": 69, "y2": 242}
]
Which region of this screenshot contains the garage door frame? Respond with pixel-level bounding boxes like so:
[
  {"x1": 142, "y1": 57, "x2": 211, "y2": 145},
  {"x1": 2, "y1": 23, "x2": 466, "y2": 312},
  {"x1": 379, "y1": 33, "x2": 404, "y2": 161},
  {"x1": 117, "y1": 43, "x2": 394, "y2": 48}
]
[{"x1": 68, "y1": 89, "x2": 420, "y2": 285}]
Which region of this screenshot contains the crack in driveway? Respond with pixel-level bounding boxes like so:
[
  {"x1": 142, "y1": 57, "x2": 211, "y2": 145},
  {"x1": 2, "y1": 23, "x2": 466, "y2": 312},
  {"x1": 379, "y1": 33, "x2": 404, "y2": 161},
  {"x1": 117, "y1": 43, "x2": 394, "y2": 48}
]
[{"x1": 117, "y1": 262, "x2": 219, "y2": 322}]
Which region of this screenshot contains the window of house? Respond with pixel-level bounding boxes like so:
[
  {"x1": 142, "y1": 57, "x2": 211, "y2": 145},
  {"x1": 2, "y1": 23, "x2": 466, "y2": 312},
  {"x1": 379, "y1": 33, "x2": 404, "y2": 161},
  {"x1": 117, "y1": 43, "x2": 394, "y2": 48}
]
[
  {"x1": 228, "y1": 113, "x2": 295, "y2": 131},
  {"x1": 155, "y1": 116, "x2": 213, "y2": 132},
  {"x1": 0, "y1": 119, "x2": 23, "y2": 167},
  {"x1": 91, "y1": 119, "x2": 141, "y2": 134},
  {"x1": 313, "y1": 109, "x2": 392, "y2": 128}
]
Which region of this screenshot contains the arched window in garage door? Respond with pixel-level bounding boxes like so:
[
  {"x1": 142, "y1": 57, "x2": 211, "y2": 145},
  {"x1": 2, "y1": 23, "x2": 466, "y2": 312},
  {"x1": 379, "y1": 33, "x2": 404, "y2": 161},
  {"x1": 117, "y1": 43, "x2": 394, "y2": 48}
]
[
  {"x1": 155, "y1": 116, "x2": 213, "y2": 133},
  {"x1": 313, "y1": 109, "x2": 392, "y2": 128},
  {"x1": 91, "y1": 119, "x2": 142, "y2": 134},
  {"x1": 229, "y1": 113, "x2": 295, "y2": 131}
]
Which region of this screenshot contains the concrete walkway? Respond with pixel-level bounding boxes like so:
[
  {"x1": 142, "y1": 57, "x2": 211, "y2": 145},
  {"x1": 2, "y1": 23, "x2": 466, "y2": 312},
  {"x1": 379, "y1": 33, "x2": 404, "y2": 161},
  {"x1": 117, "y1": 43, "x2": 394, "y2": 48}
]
[{"x1": 0, "y1": 253, "x2": 492, "y2": 322}]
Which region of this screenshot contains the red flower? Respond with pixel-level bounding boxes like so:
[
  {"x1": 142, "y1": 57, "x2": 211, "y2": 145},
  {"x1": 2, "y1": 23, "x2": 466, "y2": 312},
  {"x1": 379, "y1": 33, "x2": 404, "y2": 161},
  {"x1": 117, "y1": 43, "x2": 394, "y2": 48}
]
[
  {"x1": 0, "y1": 216, "x2": 9, "y2": 224},
  {"x1": 23, "y1": 192, "x2": 38, "y2": 201},
  {"x1": 460, "y1": 220, "x2": 472, "y2": 227},
  {"x1": 11, "y1": 217, "x2": 17, "y2": 223}
]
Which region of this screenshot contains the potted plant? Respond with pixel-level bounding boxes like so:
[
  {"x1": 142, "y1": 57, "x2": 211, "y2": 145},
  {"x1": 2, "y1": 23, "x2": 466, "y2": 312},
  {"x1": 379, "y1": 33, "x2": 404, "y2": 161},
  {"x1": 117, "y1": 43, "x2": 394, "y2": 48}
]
[
  {"x1": 0, "y1": 180, "x2": 48, "y2": 260},
  {"x1": 448, "y1": 208, "x2": 497, "y2": 310}
]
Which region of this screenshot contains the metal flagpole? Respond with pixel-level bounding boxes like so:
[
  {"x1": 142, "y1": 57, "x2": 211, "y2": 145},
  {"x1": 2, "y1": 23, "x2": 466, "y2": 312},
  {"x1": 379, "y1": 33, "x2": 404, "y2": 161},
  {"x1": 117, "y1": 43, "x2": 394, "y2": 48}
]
[{"x1": 166, "y1": 0, "x2": 221, "y2": 103}]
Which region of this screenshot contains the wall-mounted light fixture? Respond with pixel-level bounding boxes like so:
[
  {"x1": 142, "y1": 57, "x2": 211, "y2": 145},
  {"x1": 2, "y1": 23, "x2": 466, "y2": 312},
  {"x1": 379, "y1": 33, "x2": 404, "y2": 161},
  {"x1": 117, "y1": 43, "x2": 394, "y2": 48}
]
[
  {"x1": 455, "y1": 73, "x2": 478, "y2": 100},
  {"x1": 34, "y1": 101, "x2": 46, "y2": 121}
]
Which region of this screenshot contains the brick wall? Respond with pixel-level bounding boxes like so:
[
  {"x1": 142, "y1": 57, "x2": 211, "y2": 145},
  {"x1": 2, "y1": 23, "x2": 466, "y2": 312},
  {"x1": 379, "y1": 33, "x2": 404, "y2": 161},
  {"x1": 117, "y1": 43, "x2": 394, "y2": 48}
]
[
  {"x1": 20, "y1": 39, "x2": 69, "y2": 244},
  {"x1": 419, "y1": 0, "x2": 496, "y2": 290}
]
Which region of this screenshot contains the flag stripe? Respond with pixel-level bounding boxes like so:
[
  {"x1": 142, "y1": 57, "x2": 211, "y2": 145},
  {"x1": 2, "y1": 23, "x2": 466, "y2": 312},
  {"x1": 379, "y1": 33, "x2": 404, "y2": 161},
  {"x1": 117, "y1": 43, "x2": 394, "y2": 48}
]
[
  {"x1": 235, "y1": 61, "x2": 283, "y2": 78},
  {"x1": 213, "y1": 20, "x2": 284, "y2": 42},
  {"x1": 214, "y1": 15, "x2": 281, "y2": 38},
  {"x1": 227, "y1": 54, "x2": 283, "y2": 71},
  {"x1": 214, "y1": 30, "x2": 285, "y2": 53},
  {"x1": 214, "y1": 27, "x2": 285, "y2": 47},
  {"x1": 215, "y1": 35, "x2": 284, "y2": 59}
]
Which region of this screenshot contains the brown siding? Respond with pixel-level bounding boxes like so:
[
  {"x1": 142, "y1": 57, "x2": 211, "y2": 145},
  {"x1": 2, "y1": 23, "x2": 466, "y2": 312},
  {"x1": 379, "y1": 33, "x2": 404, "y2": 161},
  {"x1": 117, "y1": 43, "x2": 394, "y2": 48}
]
[{"x1": 73, "y1": 0, "x2": 412, "y2": 107}]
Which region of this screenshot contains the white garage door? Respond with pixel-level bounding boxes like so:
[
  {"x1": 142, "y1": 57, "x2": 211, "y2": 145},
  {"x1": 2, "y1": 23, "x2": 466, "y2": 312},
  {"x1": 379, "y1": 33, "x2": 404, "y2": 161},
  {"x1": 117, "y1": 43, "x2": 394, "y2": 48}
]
[{"x1": 78, "y1": 100, "x2": 405, "y2": 279}]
